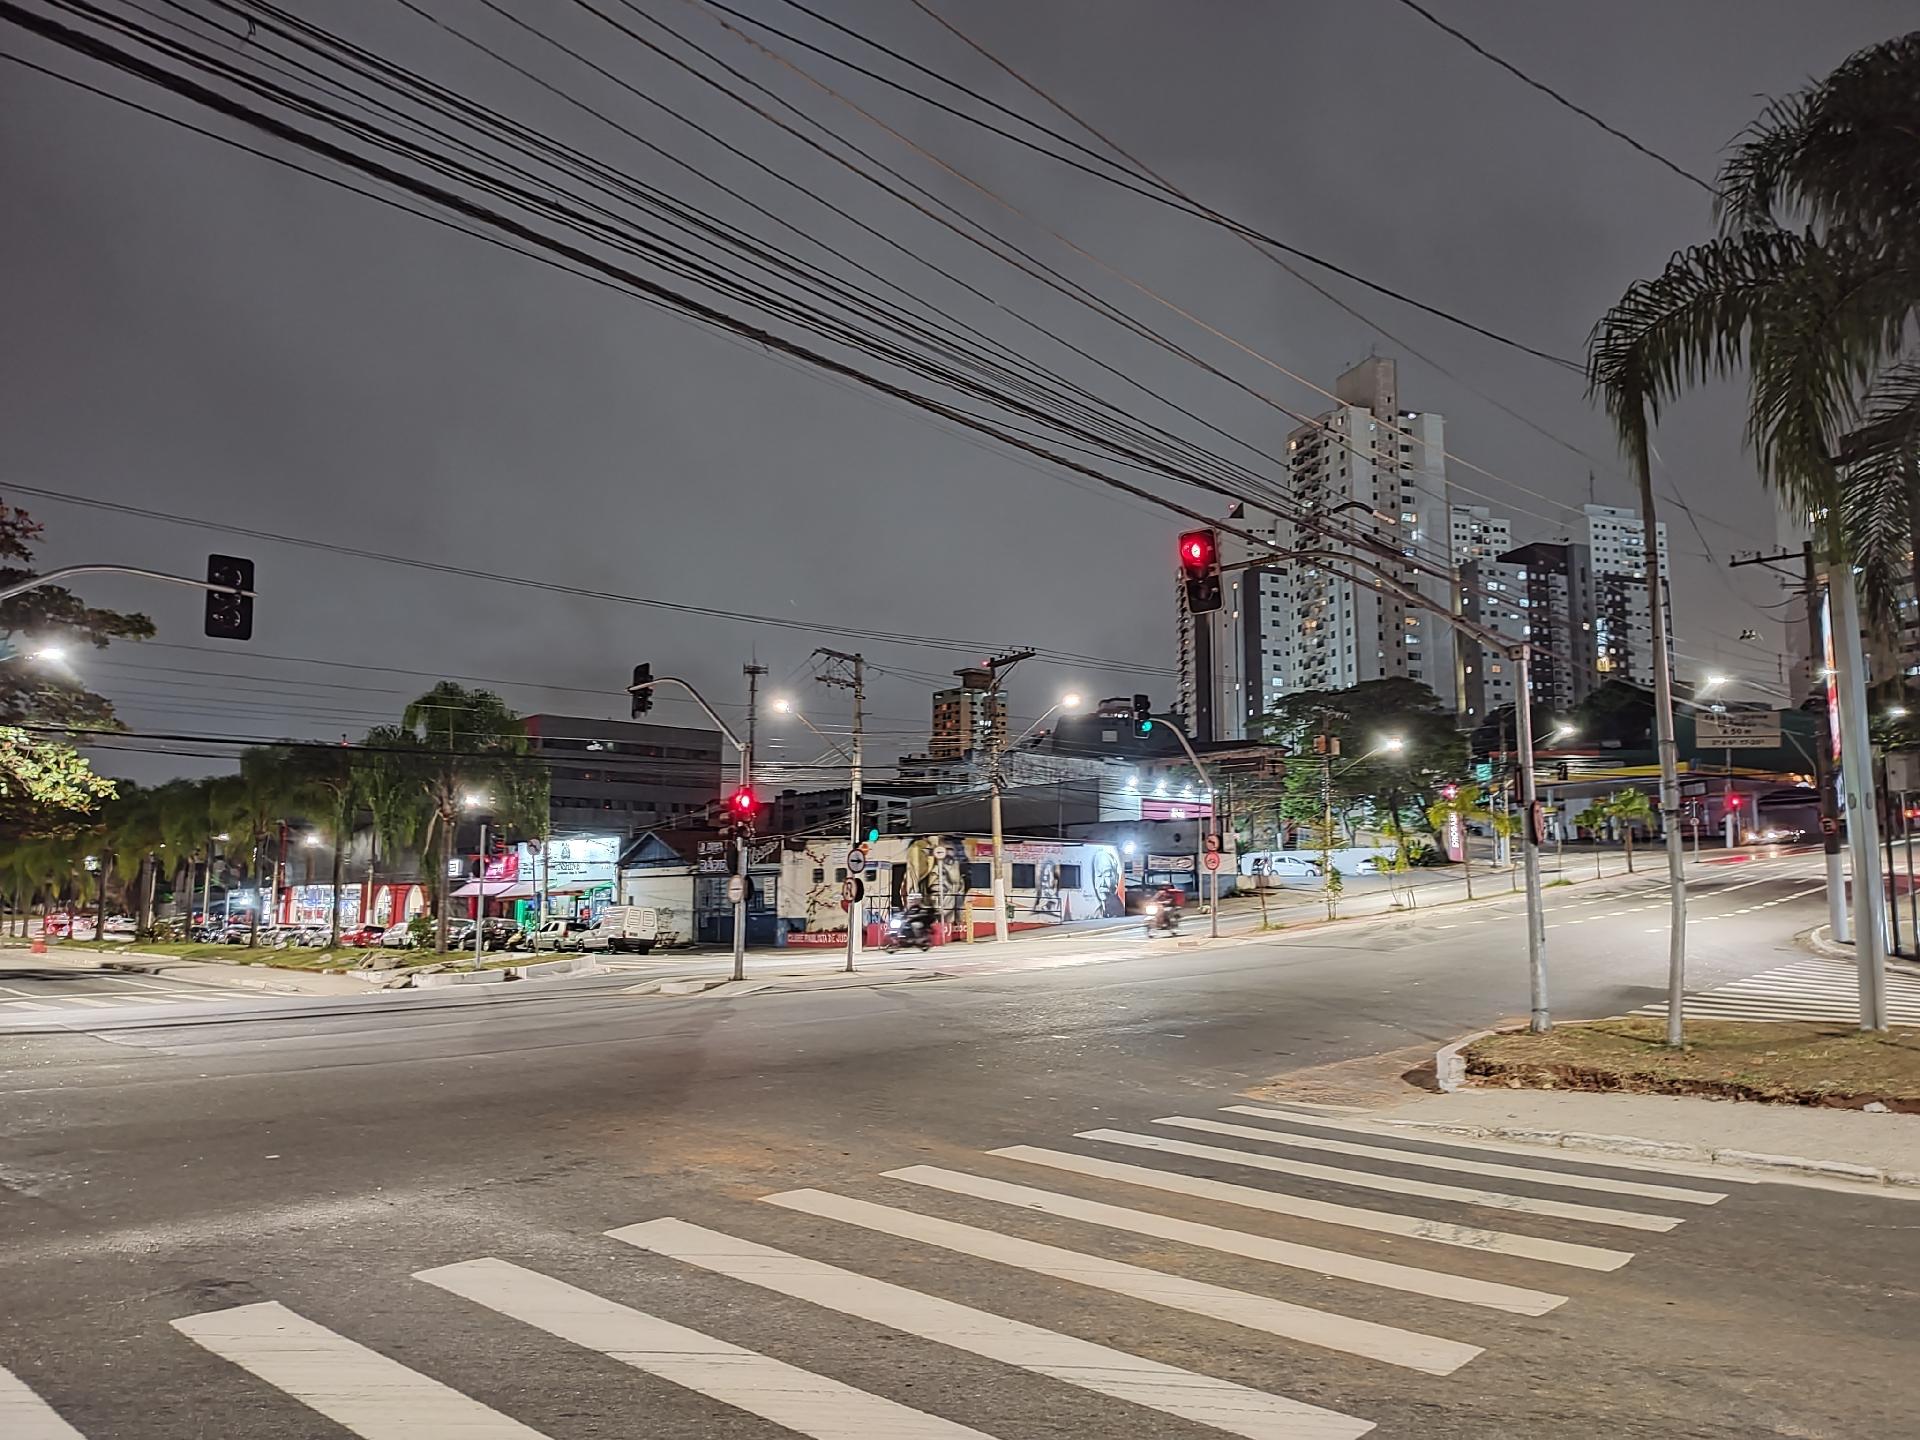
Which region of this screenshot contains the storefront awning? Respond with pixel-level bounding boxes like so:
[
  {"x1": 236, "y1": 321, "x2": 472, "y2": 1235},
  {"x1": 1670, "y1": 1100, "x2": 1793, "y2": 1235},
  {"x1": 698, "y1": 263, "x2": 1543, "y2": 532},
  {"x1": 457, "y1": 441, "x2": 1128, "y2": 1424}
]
[{"x1": 449, "y1": 880, "x2": 538, "y2": 899}]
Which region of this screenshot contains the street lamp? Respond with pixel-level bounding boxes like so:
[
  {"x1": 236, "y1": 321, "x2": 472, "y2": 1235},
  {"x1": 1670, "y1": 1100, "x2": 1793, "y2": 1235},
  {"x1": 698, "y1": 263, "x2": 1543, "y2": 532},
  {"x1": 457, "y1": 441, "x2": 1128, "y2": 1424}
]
[
  {"x1": 1890, "y1": 706, "x2": 1910, "y2": 720},
  {"x1": 1701, "y1": 673, "x2": 1729, "y2": 692},
  {"x1": 461, "y1": 793, "x2": 492, "y2": 967},
  {"x1": 1, "y1": 643, "x2": 66, "y2": 665},
  {"x1": 1553, "y1": 723, "x2": 1578, "y2": 742},
  {"x1": 770, "y1": 699, "x2": 852, "y2": 760},
  {"x1": 1009, "y1": 691, "x2": 1088, "y2": 749},
  {"x1": 1380, "y1": 735, "x2": 1405, "y2": 753}
]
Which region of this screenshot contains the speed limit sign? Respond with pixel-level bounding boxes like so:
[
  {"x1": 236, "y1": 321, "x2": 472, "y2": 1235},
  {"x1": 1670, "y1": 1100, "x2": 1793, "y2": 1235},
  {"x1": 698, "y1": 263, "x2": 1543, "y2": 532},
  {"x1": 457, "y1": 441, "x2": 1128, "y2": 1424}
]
[{"x1": 840, "y1": 877, "x2": 865, "y2": 910}]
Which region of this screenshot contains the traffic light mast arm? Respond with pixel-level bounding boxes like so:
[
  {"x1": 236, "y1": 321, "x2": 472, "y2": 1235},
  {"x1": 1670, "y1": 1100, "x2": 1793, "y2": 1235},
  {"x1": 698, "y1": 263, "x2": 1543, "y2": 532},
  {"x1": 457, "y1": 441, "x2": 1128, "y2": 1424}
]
[
  {"x1": 0, "y1": 564, "x2": 250, "y2": 604},
  {"x1": 625, "y1": 674, "x2": 744, "y2": 754}
]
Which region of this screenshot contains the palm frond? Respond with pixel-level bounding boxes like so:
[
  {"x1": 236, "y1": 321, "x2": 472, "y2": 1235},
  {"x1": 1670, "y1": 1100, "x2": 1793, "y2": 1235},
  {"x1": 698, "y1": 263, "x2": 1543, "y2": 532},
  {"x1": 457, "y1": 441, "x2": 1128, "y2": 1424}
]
[
  {"x1": 1716, "y1": 33, "x2": 1920, "y2": 240},
  {"x1": 1838, "y1": 354, "x2": 1920, "y2": 626}
]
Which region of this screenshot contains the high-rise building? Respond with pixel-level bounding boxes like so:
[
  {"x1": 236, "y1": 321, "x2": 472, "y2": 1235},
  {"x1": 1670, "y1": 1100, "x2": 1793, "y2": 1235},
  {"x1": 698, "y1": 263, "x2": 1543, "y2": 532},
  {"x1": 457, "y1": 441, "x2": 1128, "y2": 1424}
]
[
  {"x1": 1450, "y1": 504, "x2": 1513, "y2": 563},
  {"x1": 1496, "y1": 542, "x2": 1601, "y2": 712},
  {"x1": 928, "y1": 666, "x2": 1006, "y2": 759},
  {"x1": 1177, "y1": 358, "x2": 1459, "y2": 741},
  {"x1": 524, "y1": 714, "x2": 724, "y2": 837}
]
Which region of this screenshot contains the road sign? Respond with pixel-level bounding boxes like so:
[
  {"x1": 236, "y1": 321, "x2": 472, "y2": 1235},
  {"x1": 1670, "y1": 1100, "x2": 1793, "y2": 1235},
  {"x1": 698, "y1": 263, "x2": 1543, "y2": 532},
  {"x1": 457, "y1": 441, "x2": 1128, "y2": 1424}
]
[
  {"x1": 1202, "y1": 851, "x2": 1221, "y2": 872},
  {"x1": 1695, "y1": 709, "x2": 1782, "y2": 748},
  {"x1": 845, "y1": 847, "x2": 867, "y2": 871},
  {"x1": 1202, "y1": 833, "x2": 1221, "y2": 853},
  {"x1": 726, "y1": 876, "x2": 746, "y2": 904}
]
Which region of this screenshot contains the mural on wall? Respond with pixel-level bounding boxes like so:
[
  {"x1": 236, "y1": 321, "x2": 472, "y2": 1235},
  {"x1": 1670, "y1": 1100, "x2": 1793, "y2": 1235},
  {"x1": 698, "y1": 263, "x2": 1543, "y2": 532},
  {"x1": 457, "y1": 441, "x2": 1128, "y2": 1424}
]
[{"x1": 1092, "y1": 850, "x2": 1125, "y2": 917}]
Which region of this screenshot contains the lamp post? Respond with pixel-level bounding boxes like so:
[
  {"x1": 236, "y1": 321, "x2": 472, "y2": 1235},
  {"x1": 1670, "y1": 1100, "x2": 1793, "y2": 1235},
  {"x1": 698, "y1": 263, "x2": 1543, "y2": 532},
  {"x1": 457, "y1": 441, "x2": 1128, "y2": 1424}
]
[{"x1": 989, "y1": 689, "x2": 1084, "y2": 943}]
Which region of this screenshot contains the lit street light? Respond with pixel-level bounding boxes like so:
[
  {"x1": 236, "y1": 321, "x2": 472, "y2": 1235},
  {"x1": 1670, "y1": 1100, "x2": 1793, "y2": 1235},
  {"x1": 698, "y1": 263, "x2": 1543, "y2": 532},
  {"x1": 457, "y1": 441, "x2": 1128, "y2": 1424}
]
[{"x1": 1, "y1": 643, "x2": 66, "y2": 665}]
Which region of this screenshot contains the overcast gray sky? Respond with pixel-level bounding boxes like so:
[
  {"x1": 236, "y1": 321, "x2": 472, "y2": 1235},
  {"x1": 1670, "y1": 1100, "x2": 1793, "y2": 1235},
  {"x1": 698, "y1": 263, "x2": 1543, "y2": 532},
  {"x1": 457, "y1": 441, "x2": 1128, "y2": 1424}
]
[{"x1": 4, "y1": 0, "x2": 1914, "y2": 783}]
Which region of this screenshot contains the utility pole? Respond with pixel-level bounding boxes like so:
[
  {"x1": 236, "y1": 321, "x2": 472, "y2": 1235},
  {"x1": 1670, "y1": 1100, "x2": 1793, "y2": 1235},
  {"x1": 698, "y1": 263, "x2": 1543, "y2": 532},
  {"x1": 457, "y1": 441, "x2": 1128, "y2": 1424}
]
[
  {"x1": 740, "y1": 664, "x2": 766, "y2": 981},
  {"x1": 1826, "y1": 542, "x2": 1890, "y2": 1029},
  {"x1": 474, "y1": 816, "x2": 488, "y2": 969},
  {"x1": 1515, "y1": 647, "x2": 1548, "y2": 1026},
  {"x1": 1733, "y1": 543, "x2": 1847, "y2": 939},
  {"x1": 983, "y1": 649, "x2": 1035, "y2": 943},
  {"x1": 815, "y1": 649, "x2": 865, "y2": 972}
]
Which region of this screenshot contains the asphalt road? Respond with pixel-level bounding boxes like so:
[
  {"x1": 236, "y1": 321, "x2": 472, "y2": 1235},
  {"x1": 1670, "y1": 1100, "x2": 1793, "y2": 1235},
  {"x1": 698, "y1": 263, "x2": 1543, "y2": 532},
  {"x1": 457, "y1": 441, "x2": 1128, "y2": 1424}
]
[{"x1": 2, "y1": 850, "x2": 1911, "y2": 1439}]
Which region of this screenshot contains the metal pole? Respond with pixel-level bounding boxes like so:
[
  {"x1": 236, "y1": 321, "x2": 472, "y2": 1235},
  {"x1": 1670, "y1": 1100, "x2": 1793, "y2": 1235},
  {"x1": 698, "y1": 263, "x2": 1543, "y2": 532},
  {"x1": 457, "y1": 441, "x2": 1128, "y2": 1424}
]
[
  {"x1": 1882, "y1": 760, "x2": 1902, "y2": 958},
  {"x1": 988, "y1": 768, "x2": 1010, "y2": 943},
  {"x1": 474, "y1": 819, "x2": 487, "y2": 968},
  {"x1": 1830, "y1": 557, "x2": 1889, "y2": 1029},
  {"x1": 736, "y1": 665, "x2": 764, "y2": 982},
  {"x1": 1515, "y1": 646, "x2": 1548, "y2": 1031},
  {"x1": 847, "y1": 655, "x2": 864, "y2": 972},
  {"x1": 1904, "y1": 792, "x2": 1916, "y2": 957},
  {"x1": 1631, "y1": 431, "x2": 1689, "y2": 1048},
  {"x1": 201, "y1": 831, "x2": 213, "y2": 931},
  {"x1": 1804, "y1": 544, "x2": 1849, "y2": 940}
]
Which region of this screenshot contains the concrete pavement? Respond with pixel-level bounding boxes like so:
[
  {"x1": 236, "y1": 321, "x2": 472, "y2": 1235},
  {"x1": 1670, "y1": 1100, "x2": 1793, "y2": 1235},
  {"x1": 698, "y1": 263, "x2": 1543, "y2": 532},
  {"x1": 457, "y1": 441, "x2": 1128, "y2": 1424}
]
[{"x1": 1, "y1": 849, "x2": 1910, "y2": 1437}]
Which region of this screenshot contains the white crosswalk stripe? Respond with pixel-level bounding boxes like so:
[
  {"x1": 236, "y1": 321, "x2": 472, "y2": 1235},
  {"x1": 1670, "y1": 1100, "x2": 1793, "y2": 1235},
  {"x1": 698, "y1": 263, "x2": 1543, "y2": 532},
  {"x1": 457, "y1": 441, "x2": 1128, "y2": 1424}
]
[
  {"x1": 171, "y1": 1301, "x2": 550, "y2": 1438},
  {"x1": 763, "y1": 1187, "x2": 1482, "y2": 1374},
  {"x1": 611, "y1": 1216, "x2": 1376, "y2": 1440},
  {"x1": 1191, "y1": 1112, "x2": 1726, "y2": 1205},
  {"x1": 0, "y1": 1365, "x2": 87, "y2": 1440},
  {"x1": 417, "y1": 1257, "x2": 997, "y2": 1438},
  {"x1": 882, "y1": 1164, "x2": 1567, "y2": 1314},
  {"x1": 993, "y1": 1145, "x2": 1636, "y2": 1270},
  {"x1": 1076, "y1": 1128, "x2": 1686, "y2": 1232},
  {"x1": 1627, "y1": 958, "x2": 1920, "y2": 1024}
]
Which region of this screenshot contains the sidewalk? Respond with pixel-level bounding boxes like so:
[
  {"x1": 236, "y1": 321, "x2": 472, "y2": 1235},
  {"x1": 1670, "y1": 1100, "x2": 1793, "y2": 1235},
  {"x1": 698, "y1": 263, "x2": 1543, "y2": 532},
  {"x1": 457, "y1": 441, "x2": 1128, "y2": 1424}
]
[{"x1": 1367, "y1": 1088, "x2": 1920, "y2": 1188}]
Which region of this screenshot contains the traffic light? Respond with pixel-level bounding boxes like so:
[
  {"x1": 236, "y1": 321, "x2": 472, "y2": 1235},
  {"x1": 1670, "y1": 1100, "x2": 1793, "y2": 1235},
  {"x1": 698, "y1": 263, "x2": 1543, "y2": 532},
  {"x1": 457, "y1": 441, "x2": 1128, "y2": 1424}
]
[
  {"x1": 727, "y1": 785, "x2": 758, "y2": 827},
  {"x1": 203, "y1": 554, "x2": 254, "y2": 640},
  {"x1": 1177, "y1": 529, "x2": 1222, "y2": 614},
  {"x1": 1439, "y1": 783, "x2": 1460, "y2": 800},
  {"x1": 1131, "y1": 693, "x2": 1154, "y2": 735},
  {"x1": 630, "y1": 663, "x2": 654, "y2": 718}
]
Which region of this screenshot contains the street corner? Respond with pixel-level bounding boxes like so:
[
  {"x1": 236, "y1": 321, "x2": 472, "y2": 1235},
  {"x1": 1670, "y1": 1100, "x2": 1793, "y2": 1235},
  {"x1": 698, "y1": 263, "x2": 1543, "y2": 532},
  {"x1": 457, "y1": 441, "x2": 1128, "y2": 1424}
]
[{"x1": 1244, "y1": 1038, "x2": 1452, "y2": 1110}]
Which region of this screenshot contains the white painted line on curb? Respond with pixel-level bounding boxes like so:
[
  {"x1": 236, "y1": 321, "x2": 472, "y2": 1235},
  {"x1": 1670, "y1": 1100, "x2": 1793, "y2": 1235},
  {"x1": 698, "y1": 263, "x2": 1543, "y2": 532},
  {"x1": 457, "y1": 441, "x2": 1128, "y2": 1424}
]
[
  {"x1": 765, "y1": 1188, "x2": 1480, "y2": 1375},
  {"x1": 992, "y1": 1146, "x2": 1634, "y2": 1271},
  {"x1": 1199, "y1": 1113, "x2": 1724, "y2": 1205},
  {"x1": 418, "y1": 1257, "x2": 992, "y2": 1439},
  {"x1": 0, "y1": 1365, "x2": 87, "y2": 1440},
  {"x1": 884, "y1": 1164, "x2": 1566, "y2": 1315},
  {"x1": 171, "y1": 1302, "x2": 548, "y2": 1438},
  {"x1": 1078, "y1": 1130, "x2": 1685, "y2": 1233},
  {"x1": 611, "y1": 1217, "x2": 1374, "y2": 1440}
]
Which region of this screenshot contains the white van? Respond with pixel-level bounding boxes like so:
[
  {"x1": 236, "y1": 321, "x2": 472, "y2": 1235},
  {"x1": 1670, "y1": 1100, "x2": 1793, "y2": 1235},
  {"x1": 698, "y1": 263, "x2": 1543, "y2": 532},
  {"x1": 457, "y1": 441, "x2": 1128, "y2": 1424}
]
[{"x1": 578, "y1": 905, "x2": 659, "y2": 954}]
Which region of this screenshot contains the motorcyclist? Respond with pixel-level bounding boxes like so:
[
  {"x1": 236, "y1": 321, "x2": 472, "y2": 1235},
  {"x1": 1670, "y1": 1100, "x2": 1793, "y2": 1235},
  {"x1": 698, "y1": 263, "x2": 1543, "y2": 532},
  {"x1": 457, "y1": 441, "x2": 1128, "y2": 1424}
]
[
  {"x1": 1148, "y1": 883, "x2": 1184, "y2": 931},
  {"x1": 903, "y1": 895, "x2": 940, "y2": 941}
]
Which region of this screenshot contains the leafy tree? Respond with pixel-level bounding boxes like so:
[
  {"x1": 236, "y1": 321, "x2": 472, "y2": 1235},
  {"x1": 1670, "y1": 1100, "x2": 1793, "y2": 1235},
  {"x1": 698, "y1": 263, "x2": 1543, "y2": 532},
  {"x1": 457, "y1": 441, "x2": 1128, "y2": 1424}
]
[
  {"x1": 212, "y1": 747, "x2": 305, "y2": 947},
  {"x1": 1588, "y1": 34, "x2": 1920, "y2": 623},
  {"x1": 0, "y1": 501, "x2": 155, "y2": 728},
  {"x1": 282, "y1": 744, "x2": 364, "y2": 947},
  {"x1": 399, "y1": 684, "x2": 546, "y2": 953},
  {"x1": 0, "y1": 726, "x2": 116, "y2": 837},
  {"x1": 1425, "y1": 787, "x2": 1494, "y2": 899},
  {"x1": 1593, "y1": 789, "x2": 1657, "y2": 873},
  {"x1": 1570, "y1": 682, "x2": 1656, "y2": 749}
]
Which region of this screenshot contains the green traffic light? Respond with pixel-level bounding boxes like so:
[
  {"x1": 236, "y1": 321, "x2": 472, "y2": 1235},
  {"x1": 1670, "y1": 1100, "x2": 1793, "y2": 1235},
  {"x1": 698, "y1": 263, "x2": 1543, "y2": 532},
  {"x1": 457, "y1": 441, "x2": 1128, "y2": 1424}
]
[
  {"x1": 866, "y1": 827, "x2": 880, "y2": 844},
  {"x1": 1140, "y1": 719, "x2": 1154, "y2": 733}
]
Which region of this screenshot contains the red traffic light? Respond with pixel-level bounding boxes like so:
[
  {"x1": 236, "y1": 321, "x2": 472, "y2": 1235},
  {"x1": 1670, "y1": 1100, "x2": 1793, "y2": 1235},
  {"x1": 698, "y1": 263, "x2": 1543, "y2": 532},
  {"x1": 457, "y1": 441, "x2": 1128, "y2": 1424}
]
[
  {"x1": 728, "y1": 786, "x2": 758, "y2": 817},
  {"x1": 1439, "y1": 783, "x2": 1459, "y2": 800},
  {"x1": 1178, "y1": 530, "x2": 1215, "y2": 569}
]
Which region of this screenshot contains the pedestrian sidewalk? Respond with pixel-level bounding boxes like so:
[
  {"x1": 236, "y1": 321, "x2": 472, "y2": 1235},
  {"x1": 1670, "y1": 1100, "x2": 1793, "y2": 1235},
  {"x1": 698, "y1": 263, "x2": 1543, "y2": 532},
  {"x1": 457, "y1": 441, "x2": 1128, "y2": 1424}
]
[{"x1": 1368, "y1": 1088, "x2": 1920, "y2": 1188}]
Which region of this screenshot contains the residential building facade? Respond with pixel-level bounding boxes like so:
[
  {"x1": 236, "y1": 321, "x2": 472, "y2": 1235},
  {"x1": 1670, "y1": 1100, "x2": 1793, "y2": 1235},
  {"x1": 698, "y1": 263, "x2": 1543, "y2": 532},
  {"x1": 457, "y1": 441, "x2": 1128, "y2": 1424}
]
[{"x1": 929, "y1": 666, "x2": 1007, "y2": 759}]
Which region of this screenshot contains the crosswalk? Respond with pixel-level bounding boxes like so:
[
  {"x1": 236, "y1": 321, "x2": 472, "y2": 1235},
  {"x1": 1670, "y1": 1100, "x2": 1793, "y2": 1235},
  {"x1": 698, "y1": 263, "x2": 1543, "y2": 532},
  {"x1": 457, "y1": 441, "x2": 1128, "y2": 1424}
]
[
  {"x1": 1627, "y1": 956, "x2": 1920, "y2": 1023},
  {"x1": 2, "y1": 1099, "x2": 1751, "y2": 1438},
  {"x1": 0, "y1": 987, "x2": 256, "y2": 1019}
]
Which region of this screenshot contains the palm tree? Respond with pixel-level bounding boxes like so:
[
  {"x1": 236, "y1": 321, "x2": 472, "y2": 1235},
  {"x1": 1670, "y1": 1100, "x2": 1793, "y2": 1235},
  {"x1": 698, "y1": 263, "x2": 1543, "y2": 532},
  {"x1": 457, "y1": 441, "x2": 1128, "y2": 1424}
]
[
  {"x1": 213, "y1": 748, "x2": 301, "y2": 947},
  {"x1": 282, "y1": 743, "x2": 364, "y2": 948},
  {"x1": 399, "y1": 684, "x2": 545, "y2": 953},
  {"x1": 1425, "y1": 786, "x2": 1494, "y2": 900},
  {"x1": 1588, "y1": 34, "x2": 1920, "y2": 615},
  {"x1": 1593, "y1": 789, "x2": 1657, "y2": 874}
]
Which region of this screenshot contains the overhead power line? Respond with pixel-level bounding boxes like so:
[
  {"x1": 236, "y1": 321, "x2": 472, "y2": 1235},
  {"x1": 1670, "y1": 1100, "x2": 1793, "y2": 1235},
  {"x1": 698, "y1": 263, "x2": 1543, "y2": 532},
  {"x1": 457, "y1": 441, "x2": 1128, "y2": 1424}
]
[
  {"x1": 1389, "y1": 0, "x2": 1716, "y2": 195},
  {"x1": 687, "y1": 0, "x2": 1582, "y2": 368}
]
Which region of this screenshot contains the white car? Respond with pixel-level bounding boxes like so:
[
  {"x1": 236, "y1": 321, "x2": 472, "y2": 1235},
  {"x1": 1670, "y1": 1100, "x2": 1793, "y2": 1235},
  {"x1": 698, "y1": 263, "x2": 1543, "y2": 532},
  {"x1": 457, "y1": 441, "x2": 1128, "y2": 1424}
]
[{"x1": 1263, "y1": 855, "x2": 1324, "y2": 879}]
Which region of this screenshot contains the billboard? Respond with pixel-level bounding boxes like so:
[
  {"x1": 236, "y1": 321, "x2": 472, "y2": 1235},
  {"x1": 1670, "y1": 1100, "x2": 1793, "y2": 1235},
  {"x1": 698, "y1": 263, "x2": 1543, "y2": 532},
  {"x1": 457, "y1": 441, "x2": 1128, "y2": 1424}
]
[{"x1": 518, "y1": 834, "x2": 620, "y2": 888}]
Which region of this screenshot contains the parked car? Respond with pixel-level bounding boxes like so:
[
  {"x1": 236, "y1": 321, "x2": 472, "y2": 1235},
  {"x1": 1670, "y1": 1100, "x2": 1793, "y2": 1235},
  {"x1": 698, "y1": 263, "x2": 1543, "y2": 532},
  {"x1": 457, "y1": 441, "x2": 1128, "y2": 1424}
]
[
  {"x1": 1258, "y1": 855, "x2": 1323, "y2": 880},
  {"x1": 512, "y1": 919, "x2": 593, "y2": 952},
  {"x1": 578, "y1": 905, "x2": 659, "y2": 954},
  {"x1": 378, "y1": 923, "x2": 420, "y2": 949},
  {"x1": 336, "y1": 923, "x2": 387, "y2": 948},
  {"x1": 102, "y1": 915, "x2": 136, "y2": 938}
]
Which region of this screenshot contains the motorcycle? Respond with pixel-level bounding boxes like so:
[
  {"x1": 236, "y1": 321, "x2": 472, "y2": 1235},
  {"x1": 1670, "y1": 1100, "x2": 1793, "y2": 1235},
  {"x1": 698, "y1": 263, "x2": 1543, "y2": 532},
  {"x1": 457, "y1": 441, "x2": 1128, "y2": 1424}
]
[
  {"x1": 884, "y1": 911, "x2": 935, "y2": 953},
  {"x1": 1143, "y1": 900, "x2": 1182, "y2": 936}
]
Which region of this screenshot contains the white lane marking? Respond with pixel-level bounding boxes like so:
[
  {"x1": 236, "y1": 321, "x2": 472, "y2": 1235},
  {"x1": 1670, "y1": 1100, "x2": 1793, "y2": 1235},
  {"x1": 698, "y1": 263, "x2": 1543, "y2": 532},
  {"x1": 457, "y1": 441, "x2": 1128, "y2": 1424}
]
[
  {"x1": 764, "y1": 1188, "x2": 1480, "y2": 1376},
  {"x1": 1078, "y1": 1130, "x2": 1684, "y2": 1233},
  {"x1": 418, "y1": 1257, "x2": 993, "y2": 1439},
  {"x1": 1432, "y1": 924, "x2": 1457, "y2": 931},
  {"x1": 171, "y1": 1301, "x2": 548, "y2": 1438},
  {"x1": 883, "y1": 1165, "x2": 1565, "y2": 1315},
  {"x1": 0, "y1": 999, "x2": 60, "y2": 1011},
  {"x1": 0, "y1": 1365, "x2": 87, "y2": 1439},
  {"x1": 0, "y1": 985, "x2": 49, "y2": 997},
  {"x1": 1198, "y1": 1114, "x2": 1723, "y2": 1205},
  {"x1": 56, "y1": 997, "x2": 118, "y2": 1008},
  {"x1": 1233, "y1": 1108, "x2": 1757, "y2": 1184},
  {"x1": 993, "y1": 1146, "x2": 1633, "y2": 1271},
  {"x1": 610, "y1": 1217, "x2": 1374, "y2": 1440}
]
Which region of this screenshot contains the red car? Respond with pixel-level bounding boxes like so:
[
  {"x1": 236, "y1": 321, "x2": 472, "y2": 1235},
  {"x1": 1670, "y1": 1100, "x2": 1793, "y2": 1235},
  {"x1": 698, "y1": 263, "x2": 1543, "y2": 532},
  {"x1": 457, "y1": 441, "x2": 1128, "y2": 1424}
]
[{"x1": 337, "y1": 923, "x2": 387, "y2": 947}]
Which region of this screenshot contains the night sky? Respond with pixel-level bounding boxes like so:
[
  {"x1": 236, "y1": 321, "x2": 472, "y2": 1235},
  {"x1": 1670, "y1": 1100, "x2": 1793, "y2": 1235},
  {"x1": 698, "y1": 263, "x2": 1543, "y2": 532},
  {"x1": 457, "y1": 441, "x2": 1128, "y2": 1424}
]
[{"x1": 4, "y1": 0, "x2": 1912, "y2": 784}]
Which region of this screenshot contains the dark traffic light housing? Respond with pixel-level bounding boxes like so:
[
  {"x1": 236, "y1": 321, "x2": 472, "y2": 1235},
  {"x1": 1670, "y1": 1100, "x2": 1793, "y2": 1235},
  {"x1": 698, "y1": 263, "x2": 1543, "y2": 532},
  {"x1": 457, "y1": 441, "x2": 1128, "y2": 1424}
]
[
  {"x1": 1178, "y1": 529, "x2": 1222, "y2": 614},
  {"x1": 630, "y1": 663, "x2": 654, "y2": 717},
  {"x1": 727, "y1": 785, "x2": 758, "y2": 832},
  {"x1": 203, "y1": 554, "x2": 255, "y2": 640},
  {"x1": 1131, "y1": 693, "x2": 1154, "y2": 736}
]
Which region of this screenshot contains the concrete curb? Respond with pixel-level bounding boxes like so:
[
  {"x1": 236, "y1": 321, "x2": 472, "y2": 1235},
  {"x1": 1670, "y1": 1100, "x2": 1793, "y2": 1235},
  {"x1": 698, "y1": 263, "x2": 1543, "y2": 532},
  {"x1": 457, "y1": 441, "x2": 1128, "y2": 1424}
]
[
  {"x1": 1434, "y1": 1029, "x2": 1496, "y2": 1093},
  {"x1": 1379, "y1": 1116, "x2": 1920, "y2": 1189},
  {"x1": 1803, "y1": 923, "x2": 1920, "y2": 972},
  {"x1": 98, "y1": 956, "x2": 381, "y2": 996},
  {"x1": 412, "y1": 968, "x2": 511, "y2": 989}
]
